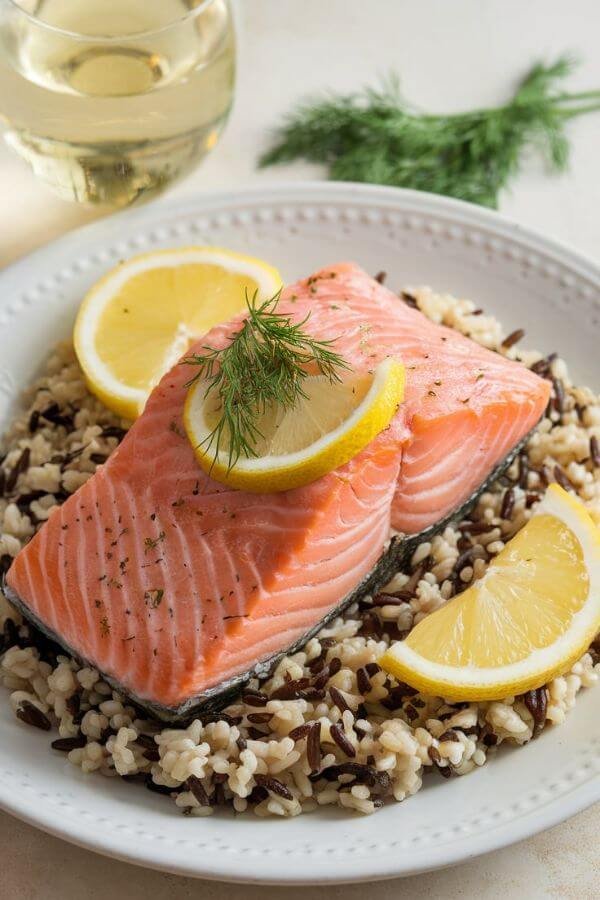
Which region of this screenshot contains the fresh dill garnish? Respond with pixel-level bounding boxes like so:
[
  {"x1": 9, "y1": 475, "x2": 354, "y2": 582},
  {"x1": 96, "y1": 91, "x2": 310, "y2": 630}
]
[
  {"x1": 259, "y1": 57, "x2": 600, "y2": 208},
  {"x1": 184, "y1": 289, "x2": 349, "y2": 470}
]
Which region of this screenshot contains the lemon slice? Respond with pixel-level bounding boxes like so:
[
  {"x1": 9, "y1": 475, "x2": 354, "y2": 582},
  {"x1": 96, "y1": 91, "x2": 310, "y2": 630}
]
[
  {"x1": 184, "y1": 358, "x2": 405, "y2": 492},
  {"x1": 74, "y1": 247, "x2": 282, "y2": 419},
  {"x1": 380, "y1": 484, "x2": 600, "y2": 700}
]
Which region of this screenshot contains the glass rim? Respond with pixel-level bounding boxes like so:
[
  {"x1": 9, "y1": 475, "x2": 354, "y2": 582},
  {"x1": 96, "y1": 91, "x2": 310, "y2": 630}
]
[{"x1": 6, "y1": 0, "x2": 220, "y2": 41}]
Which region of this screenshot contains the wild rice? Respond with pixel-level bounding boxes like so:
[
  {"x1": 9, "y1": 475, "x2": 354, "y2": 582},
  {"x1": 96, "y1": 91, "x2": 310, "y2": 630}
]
[
  {"x1": 500, "y1": 487, "x2": 515, "y2": 521},
  {"x1": 521, "y1": 688, "x2": 548, "y2": 737},
  {"x1": 254, "y1": 774, "x2": 294, "y2": 800},
  {"x1": 329, "y1": 685, "x2": 353, "y2": 714},
  {"x1": 0, "y1": 288, "x2": 599, "y2": 817},
  {"x1": 16, "y1": 700, "x2": 51, "y2": 731},
  {"x1": 554, "y1": 464, "x2": 573, "y2": 491},
  {"x1": 187, "y1": 774, "x2": 211, "y2": 806},
  {"x1": 51, "y1": 735, "x2": 87, "y2": 751},
  {"x1": 306, "y1": 720, "x2": 321, "y2": 772},
  {"x1": 501, "y1": 328, "x2": 525, "y2": 349},
  {"x1": 329, "y1": 723, "x2": 357, "y2": 757},
  {"x1": 356, "y1": 667, "x2": 371, "y2": 695}
]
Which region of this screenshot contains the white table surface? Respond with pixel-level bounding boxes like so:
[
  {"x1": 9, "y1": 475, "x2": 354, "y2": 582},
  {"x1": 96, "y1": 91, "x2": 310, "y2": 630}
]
[{"x1": 1, "y1": 1, "x2": 599, "y2": 896}]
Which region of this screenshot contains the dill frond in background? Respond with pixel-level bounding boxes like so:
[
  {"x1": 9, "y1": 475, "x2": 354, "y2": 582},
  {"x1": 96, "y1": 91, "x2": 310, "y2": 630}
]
[{"x1": 260, "y1": 57, "x2": 600, "y2": 208}]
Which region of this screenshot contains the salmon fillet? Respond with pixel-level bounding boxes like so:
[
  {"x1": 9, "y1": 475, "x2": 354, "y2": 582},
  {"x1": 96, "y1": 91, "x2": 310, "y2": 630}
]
[
  {"x1": 6, "y1": 264, "x2": 549, "y2": 713},
  {"x1": 270, "y1": 264, "x2": 550, "y2": 532}
]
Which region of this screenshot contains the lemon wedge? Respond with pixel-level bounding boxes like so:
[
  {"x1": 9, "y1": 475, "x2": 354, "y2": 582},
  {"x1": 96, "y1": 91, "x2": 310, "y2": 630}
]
[
  {"x1": 74, "y1": 247, "x2": 282, "y2": 419},
  {"x1": 380, "y1": 484, "x2": 600, "y2": 700},
  {"x1": 184, "y1": 358, "x2": 405, "y2": 493}
]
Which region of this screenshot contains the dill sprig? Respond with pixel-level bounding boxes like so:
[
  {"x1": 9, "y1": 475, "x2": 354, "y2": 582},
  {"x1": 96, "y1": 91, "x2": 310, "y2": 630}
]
[
  {"x1": 260, "y1": 56, "x2": 600, "y2": 208},
  {"x1": 184, "y1": 290, "x2": 349, "y2": 469}
]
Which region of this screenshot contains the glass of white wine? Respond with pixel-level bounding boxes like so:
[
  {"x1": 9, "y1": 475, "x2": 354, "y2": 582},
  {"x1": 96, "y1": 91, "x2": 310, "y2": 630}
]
[{"x1": 0, "y1": 0, "x2": 236, "y2": 206}]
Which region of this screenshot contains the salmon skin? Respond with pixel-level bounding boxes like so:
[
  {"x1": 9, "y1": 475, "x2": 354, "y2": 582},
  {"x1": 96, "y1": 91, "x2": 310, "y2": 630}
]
[{"x1": 5, "y1": 264, "x2": 550, "y2": 721}]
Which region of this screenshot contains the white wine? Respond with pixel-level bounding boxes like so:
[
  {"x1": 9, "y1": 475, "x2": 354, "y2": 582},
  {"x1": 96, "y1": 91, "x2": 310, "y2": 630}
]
[{"x1": 0, "y1": 0, "x2": 235, "y2": 205}]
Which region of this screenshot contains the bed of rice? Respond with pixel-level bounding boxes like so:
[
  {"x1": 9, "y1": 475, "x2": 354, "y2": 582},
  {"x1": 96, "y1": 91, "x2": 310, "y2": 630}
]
[{"x1": 0, "y1": 284, "x2": 599, "y2": 818}]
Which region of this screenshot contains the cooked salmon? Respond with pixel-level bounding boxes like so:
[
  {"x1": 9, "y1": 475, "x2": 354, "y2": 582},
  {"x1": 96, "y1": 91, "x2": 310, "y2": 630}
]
[
  {"x1": 5, "y1": 264, "x2": 550, "y2": 715},
  {"x1": 271, "y1": 264, "x2": 550, "y2": 533}
]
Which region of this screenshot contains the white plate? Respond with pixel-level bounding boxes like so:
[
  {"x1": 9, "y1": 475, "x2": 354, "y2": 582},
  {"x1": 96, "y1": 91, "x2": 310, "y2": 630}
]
[{"x1": 0, "y1": 183, "x2": 599, "y2": 884}]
